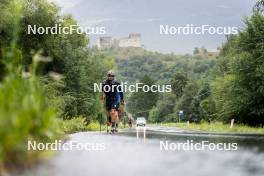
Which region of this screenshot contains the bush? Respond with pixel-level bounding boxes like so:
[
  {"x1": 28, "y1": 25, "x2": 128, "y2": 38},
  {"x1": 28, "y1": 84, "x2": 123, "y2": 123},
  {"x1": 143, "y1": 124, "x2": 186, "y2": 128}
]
[
  {"x1": 0, "y1": 71, "x2": 62, "y2": 169},
  {"x1": 57, "y1": 117, "x2": 105, "y2": 134}
]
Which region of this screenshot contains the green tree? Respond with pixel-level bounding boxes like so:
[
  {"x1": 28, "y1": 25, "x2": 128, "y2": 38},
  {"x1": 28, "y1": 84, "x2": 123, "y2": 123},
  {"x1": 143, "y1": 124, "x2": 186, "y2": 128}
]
[
  {"x1": 127, "y1": 75, "x2": 159, "y2": 118},
  {"x1": 254, "y1": 0, "x2": 264, "y2": 13},
  {"x1": 171, "y1": 72, "x2": 188, "y2": 98},
  {"x1": 175, "y1": 81, "x2": 199, "y2": 120},
  {"x1": 0, "y1": 0, "x2": 113, "y2": 120},
  {"x1": 149, "y1": 93, "x2": 176, "y2": 122}
]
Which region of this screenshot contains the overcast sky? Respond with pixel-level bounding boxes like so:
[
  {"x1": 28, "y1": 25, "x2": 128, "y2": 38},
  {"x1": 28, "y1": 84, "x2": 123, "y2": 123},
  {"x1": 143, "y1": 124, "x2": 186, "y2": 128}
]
[{"x1": 50, "y1": 0, "x2": 257, "y2": 54}]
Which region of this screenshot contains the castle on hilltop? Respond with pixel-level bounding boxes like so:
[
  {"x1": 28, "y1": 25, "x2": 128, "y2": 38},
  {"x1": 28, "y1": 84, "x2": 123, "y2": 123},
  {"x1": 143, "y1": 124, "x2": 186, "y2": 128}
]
[{"x1": 97, "y1": 33, "x2": 142, "y2": 49}]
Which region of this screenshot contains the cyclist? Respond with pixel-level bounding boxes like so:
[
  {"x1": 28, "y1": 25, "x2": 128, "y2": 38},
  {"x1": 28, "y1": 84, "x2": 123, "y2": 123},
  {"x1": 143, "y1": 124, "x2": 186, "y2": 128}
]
[
  {"x1": 102, "y1": 70, "x2": 124, "y2": 133},
  {"x1": 128, "y1": 117, "x2": 132, "y2": 128}
]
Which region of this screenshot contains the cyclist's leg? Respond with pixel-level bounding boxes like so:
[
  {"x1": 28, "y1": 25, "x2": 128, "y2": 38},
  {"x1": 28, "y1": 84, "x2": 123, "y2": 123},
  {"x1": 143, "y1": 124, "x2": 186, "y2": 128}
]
[
  {"x1": 105, "y1": 101, "x2": 112, "y2": 133},
  {"x1": 115, "y1": 101, "x2": 120, "y2": 131},
  {"x1": 109, "y1": 102, "x2": 119, "y2": 132},
  {"x1": 110, "y1": 108, "x2": 118, "y2": 132},
  {"x1": 115, "y1": 92, "x2": 121, "y2": 130},
  {"x1": 111, "y1": 114, "x2": 116, "y2": 133}
]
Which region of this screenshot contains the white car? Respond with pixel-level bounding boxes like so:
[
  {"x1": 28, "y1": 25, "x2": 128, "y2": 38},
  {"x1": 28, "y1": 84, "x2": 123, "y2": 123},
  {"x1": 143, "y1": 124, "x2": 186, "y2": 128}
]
[{"x1": 136, "y1": 117, "x2": 146, "y2": 127}]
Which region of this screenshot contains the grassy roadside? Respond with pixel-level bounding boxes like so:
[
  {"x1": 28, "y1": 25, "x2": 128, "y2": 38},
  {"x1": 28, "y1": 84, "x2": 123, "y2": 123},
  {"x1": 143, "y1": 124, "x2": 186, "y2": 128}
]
[
  {"x1": 153, "y1": 122, "x2": 264, "y2": 133},
  {"x1": 57, "y1": 117, "x2": 106, "y2": 134},
  {"x1": 57, "y1": 117, "x2": 129, "y2": 134}
]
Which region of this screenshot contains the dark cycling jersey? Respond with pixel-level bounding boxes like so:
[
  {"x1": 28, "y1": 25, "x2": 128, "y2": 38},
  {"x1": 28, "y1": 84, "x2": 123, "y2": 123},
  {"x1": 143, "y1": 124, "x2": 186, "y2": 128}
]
[{"x1": 102, "y1": 79, "x2": 123, "y2": 110}]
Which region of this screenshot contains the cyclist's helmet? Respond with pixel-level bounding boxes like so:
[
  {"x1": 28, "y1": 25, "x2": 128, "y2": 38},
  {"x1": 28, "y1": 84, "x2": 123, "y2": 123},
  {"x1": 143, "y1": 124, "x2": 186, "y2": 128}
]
[{"x1": 107, "y1": 70, "x2": 115, "y2": 77}]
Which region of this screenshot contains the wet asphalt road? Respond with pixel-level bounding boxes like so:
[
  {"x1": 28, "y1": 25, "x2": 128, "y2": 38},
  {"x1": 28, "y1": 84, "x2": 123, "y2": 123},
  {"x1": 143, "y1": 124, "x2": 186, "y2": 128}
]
[{"x1": 19, "y1": 127, "x2": 264, "y2": 176}]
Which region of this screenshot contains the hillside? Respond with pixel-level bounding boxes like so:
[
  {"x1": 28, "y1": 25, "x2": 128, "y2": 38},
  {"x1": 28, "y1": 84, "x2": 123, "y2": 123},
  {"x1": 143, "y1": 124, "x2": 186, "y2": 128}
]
[{"x1": 95, "y1": 47, "x2": 217, "y2": 84}]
